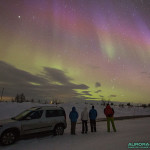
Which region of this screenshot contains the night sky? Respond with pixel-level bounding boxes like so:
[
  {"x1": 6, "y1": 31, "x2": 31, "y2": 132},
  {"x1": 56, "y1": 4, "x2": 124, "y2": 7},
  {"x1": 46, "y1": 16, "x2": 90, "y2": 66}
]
[{"x1": 0, "y1": 0, "x2": 150, "y2": 103}]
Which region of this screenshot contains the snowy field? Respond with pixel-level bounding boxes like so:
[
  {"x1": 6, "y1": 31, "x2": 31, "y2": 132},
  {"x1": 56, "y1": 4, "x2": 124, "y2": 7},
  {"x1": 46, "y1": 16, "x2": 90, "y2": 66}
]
[
  {"x1": 0, "y1": 101, "x2": 150, "y2": 121},
  {"x1": 0, "y1": 102, "x2": 150, "y2": 150},
  {"x1": 0, "y1": 118, "x2": 150, "y2": 150}
]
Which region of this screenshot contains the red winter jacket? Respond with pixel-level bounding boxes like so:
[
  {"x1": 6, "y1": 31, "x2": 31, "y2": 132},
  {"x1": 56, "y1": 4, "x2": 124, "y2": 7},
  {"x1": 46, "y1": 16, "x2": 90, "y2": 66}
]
[{"x1": 104, "y1": 105, "x2": 114, "y2": 117}]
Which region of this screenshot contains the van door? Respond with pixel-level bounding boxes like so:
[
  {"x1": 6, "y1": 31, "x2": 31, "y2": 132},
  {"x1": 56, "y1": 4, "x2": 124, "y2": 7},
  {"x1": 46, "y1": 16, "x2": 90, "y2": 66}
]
[
  {"x1": 41, "y1": 110, "x2": 58, "y2": 131},
  {"x1": 21, "y1": 110, "x2": 44, "y2": 134}
]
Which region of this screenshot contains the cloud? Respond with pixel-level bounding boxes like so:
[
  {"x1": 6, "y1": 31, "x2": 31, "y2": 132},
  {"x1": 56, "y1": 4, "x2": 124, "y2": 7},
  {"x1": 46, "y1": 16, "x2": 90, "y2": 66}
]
[
  {"x1": 95, "y1": 82, "x2": 101, "y2": 88},
  {"x1": 109, "y1": 95, "x2": 117, "y2": 97},
  {"x1": 82, "y1": 91, "x2": 92, "y2": 96},
  {"x1": 43, "y1": 67, "x2": 72, "y2": 85},
  {"x1": 0, "y1": 61, "x2": 47, "y2": 85},
  {"x1": 0, "y1": 61, "x2": 89, "y2": 102},
  {"x1": 81, "y1": 97, "x2": 100, "y2": 100},
  {"x1": 95, "y1": 90, "x2": 101, "y2": 93},
  {"x1": 99, "y1": 95, "x2": 104, "y2": 97}
]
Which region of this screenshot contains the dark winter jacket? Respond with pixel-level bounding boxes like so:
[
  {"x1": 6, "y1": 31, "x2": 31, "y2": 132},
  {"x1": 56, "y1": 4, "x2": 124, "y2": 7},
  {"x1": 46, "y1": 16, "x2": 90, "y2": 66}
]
[
  {"x1": 104, "y1": 105, "x2": 114, "y2": 117},
  {"x1": 69, "y1": 107, "x2": 79, "y2": 122},
  {"x1": 89, "y1": 108, "x2": 97, "y2": 120}
]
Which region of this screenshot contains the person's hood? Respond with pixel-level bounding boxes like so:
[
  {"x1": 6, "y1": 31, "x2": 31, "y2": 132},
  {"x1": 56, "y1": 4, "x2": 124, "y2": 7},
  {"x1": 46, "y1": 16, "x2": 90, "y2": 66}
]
[{"x1": 72, "y1": 107, "x2": 76, "y2": 111}]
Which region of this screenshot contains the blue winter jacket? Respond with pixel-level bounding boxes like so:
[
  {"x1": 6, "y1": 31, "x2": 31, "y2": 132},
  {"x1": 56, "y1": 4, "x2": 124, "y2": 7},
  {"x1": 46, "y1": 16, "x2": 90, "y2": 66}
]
[
  {"x1": 69, "y1": 107, "x2": 79, "y2": 122},
  {"x1": 89, "y1": 108, "x2": 97, "y2": 120}
]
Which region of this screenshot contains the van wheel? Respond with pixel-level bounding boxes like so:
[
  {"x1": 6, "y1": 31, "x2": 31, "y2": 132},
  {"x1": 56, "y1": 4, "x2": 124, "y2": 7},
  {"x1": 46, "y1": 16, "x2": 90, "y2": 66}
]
[
  {"x1": 54, "y1": 125, "x2": 64, "y2": 135},
  {"x1": 0, "y1": 130, "x2": 17, "y2": 145}
]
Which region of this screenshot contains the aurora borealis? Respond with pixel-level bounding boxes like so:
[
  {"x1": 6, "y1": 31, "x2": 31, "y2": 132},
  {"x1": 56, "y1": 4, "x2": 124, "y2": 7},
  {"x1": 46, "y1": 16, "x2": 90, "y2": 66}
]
[{"x1": 0, "y1": 0, "x2": 150, "y2": 103}]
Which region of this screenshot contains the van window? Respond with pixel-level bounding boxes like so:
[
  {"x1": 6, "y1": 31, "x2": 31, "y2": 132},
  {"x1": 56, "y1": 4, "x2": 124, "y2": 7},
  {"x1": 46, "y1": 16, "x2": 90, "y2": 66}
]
[
  {"x1": 26, "y1": 110, "x2": 43, "y2": 119},
  {"x1": 46, "y1": 110, "x2": 57, "y2": 117},
  {"x1": 46, "y1": 110, "x2": 65, "y2": 118},
  {"x1": 57, "y1": 110, "x2": 65, "y2": 116}
]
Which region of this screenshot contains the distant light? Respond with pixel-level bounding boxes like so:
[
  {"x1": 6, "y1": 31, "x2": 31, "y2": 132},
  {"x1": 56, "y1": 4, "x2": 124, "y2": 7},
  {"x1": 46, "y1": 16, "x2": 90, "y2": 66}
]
[{"x1": 18, "y1": 16, "x2": 21, "y2": 19}]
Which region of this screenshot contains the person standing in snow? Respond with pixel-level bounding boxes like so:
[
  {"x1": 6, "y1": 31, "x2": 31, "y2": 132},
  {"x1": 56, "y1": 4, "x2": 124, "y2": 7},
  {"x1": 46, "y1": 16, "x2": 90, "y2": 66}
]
[
  {"x1": 104, "y1": 104, "x2": 116, "y2": 132},
  {"x1": 69, "y1": 107, "x2": 79, "y2": 135},
  {"x1": 89, "y1": 105, "x2": 97, "y2": 132},
  {"x1": 81, "y1": 107, "x2": 88, "y2": 134}
]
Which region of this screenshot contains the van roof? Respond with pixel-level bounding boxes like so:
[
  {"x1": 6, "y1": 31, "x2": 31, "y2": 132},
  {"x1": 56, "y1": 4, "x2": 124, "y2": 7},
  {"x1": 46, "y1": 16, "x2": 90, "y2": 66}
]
[{"x1": 29, "y1": 106, "x2": 64, "y2": 111}]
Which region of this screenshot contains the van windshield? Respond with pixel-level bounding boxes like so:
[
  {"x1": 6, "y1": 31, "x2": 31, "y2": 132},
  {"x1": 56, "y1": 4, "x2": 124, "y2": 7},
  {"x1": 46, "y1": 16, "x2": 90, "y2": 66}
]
[{"x1": 12, "y1": 110, "x2": 31, "y2": 121}]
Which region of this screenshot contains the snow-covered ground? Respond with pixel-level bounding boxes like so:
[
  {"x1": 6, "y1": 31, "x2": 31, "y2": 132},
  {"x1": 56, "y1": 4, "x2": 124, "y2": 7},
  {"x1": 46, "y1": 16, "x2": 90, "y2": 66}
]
[
  {"x1": 0, "y1": 117, "x2": 150, "y2": 150},
  {"x1": 0, "y1": 101, "x2": 150, "y2": 121},
  {"x1": 0, "y1": 102, "x2": 150, "y2": 150}
]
